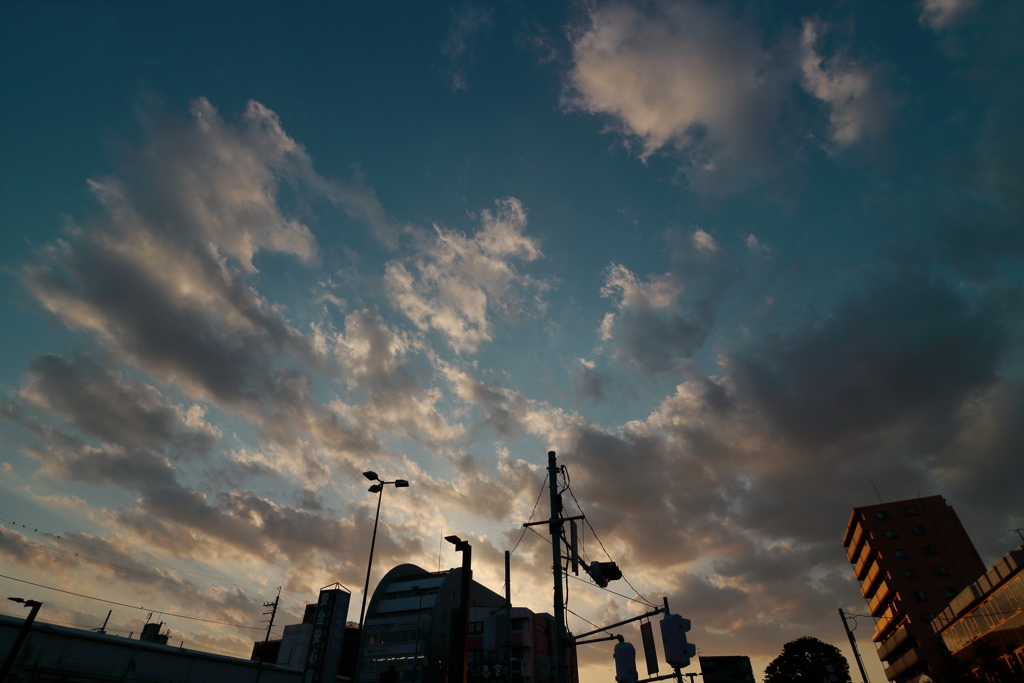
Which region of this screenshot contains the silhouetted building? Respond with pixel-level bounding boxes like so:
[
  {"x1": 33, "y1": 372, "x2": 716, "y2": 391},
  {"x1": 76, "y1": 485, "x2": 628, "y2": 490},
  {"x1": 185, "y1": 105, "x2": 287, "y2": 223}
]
[
  {"x1": 250, "y1": 601, "x2": 360, "y2": 676},
  {"x1": 251, "y1": 637, "x2": 283, "y2": 663},
  {"x1": 139, "y1": 621, "x2": 169, "y2": 645},
  {"x1": 465, "y1": 605, "x2": 578, "y2": 683},
  {"x1": 931, "y1": 546, "x2": 1024, "y2": 681},
  {"x1": 0, "y1": 614, "x2": 301, "y2": 682},
  {"x1": 357, "y1": 563, "x2": 578, "y2": 683},
  {"x1": 842, "y1": 495, "x2": 985, "y2": 683}
]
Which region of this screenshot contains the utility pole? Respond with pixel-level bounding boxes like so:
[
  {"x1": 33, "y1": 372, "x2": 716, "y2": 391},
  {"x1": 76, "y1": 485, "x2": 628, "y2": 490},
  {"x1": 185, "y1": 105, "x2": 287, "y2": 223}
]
[
  {"x1": 839, "y1": 609, "x2": 871, "y2": 683},
  {"x1": 548, "y1": 451, "x2": 567, "y2": 683},
  {"x1": 261, "y1": 587, "x2": 281, "y2": 662},
  {"x1": 505, "y1": 550, "x2": 513, "y2": 683}
]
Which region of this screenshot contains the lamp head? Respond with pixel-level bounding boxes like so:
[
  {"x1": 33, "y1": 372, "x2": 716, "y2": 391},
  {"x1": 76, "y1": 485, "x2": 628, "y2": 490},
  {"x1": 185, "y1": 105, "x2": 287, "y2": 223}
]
[
  {"x1": 368, "y1": 483, "x2": 383, "y2": 493},
  {"x1": 8, "y1": 597, "x2": 25, "y2": 604},
  {"x1": 394, "y1": 479, "x2": 409, "y2": 488},
  {"x1": 363, "y1": 471, "x2": 379, "y2": 481},
  {"x1": 444, "y1": 535, "x2": 462, "y2": 545}
]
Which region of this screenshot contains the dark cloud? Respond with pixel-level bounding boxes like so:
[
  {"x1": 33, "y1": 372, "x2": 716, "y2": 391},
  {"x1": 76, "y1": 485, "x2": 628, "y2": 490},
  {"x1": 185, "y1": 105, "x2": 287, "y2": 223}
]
[
  {"x1": 601, "y1": 229, "x2": 735, "y2": 374},
  {"x1": 729, "y1": 268, "x2": 1007, "y2": 448},
  {"x1": 21, "y1": 353, "x2": 217, "y2": 457}
]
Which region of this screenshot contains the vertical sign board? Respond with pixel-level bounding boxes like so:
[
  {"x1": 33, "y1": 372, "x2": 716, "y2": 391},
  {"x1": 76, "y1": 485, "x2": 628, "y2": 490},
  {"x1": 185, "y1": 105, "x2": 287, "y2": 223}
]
[
  {"x1": 304, "y1": 588, "x2": 352, "y2": 683},
  {"x1": 640, "y1": 621, "x2": 659, "y2": 676}
]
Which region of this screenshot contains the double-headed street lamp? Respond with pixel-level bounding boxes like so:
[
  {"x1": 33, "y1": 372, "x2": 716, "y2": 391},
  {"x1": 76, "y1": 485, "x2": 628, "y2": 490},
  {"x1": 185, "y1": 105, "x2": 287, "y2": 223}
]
[{"x1": 357, "y1": 471, "x2": 409, "y2": 631}]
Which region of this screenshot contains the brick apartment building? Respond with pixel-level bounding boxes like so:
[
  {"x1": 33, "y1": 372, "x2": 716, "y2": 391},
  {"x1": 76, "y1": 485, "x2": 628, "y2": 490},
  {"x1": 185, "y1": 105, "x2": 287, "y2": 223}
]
[{"x1": 843, "y1": 495, "x2": 985, "y2": 683}]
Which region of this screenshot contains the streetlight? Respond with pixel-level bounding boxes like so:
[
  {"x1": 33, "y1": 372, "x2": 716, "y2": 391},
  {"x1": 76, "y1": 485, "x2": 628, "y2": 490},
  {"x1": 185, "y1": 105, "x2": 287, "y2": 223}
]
[
  {"x1": 2, "y1": 597, "x2": 43, "y2": 681},
  {"x1": 357, "y1": 471, "x2": 410, "y2": 632},
  {"x1": 446, "y1": 534, "x2": 472, "y2": 683}
]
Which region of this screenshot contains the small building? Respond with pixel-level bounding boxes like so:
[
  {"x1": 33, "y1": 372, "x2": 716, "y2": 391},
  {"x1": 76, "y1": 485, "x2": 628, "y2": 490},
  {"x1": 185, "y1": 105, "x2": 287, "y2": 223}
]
[
  {"x1": 0, "y1": 614, "x2": 301, "y2": 683},
  {"x1": 842, "y1": 495, "x2": 986, "y2": 683},
  {"x1": 931, "y1": 546, "x2": 1024, "y2": 682},
  {"x1": 465, "y1": 605, "x2": 578, "y2": 683}
]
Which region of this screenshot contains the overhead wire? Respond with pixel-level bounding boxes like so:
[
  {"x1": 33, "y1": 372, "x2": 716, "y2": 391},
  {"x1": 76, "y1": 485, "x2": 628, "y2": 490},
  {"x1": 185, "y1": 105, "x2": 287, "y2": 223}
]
[
  {"x1": 0, "y1": 574, "x2": 265, "y2": 631},
  {"x1": 510, "y1": 473, "x2": 548, "y2": 556},
  {"x1": 563, "y1": 485, "x2": 657, "y2": 608},
  {"x1": 0, "y1": 517, "x2": 266, "y2": 590},
  {"x1": 0, "y1": 529, "x2": 201, "y2": 589}
]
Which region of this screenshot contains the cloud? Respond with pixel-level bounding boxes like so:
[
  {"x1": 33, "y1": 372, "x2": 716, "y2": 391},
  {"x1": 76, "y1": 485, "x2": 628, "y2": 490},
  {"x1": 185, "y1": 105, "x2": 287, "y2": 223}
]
[
  {"x1": 20, "y1": 98, "x2": 380, "y2": 463},
  {"x1": 565, "y1": 1, "x2": 790, "y2": 188},
  {"x1": 20, "y1": 353, "x2": 219, "y2": 458},
  {"x1": 440, "y1": 4, "x2": 493, "y2": 92},
  {"x1": 799, "y1": 19, "x2": 890, "y2": 146},
  {"x1": 598, "y1": 255, "x2": 720, "y2": 373},
  {"x1": 330, "y1": 309, "x2": 464, "y2": 446},
  {"x1": 919, "y1": 0, "x2": 978, "y2": 30},
  {"x1": 505, "y1": 262, "x2": 1023, "y2": 658},
  {"x1": 385, "y1": 197, "x2": 545, "y2": 354}
]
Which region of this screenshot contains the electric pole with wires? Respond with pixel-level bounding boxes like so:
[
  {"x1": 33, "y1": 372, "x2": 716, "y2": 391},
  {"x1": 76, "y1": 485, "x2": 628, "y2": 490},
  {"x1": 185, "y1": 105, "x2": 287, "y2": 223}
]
[{"x1": 260, "y1": 586, "x2": 281, "y2": 662}]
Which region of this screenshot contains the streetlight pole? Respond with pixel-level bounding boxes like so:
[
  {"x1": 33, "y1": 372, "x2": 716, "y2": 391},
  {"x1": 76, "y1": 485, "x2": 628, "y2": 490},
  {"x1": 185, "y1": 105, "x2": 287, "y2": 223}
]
[
  {"x1": 446, "y1": 535, "x2": 473, "y2": 683},
  {"x1": 2, "y1": 597, "x2": 42, "y2": 681},
  {"x1": 357, "y1": 471, "x2": 410, "y2": 631}
]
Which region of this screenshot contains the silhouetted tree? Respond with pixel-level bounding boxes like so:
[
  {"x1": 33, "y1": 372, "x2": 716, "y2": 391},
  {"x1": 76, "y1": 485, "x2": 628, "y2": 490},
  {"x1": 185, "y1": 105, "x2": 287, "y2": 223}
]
[{"x1": 764, "y1": 636, "x2": 852, "y2": 683}]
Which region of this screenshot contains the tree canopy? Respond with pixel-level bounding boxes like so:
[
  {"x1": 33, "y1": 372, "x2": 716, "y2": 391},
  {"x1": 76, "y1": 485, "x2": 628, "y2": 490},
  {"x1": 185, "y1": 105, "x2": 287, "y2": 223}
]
[{"x1": 764, "y1": 636, "x2": 853, "y2": 683}]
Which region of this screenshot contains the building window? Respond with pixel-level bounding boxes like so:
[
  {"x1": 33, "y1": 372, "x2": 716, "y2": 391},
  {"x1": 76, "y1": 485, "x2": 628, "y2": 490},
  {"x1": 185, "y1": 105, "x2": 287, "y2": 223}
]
[
  {"x1": 914, "y1": 591, "x2": 928, "y2": 602},
  {"x1": 894, "y1": 549, "x2": 908, "y2": 558},
  {"x1": 511, "y1": 618, "x2": 527, "y2": 632},
  {"x1": 903, "y1": 569, "x2": 918, "y2": 579},
  {"x1": 903, "y1": 506, "x2": 918, "y2": 516},
  {"x1": 468, "y1": 621, "x2": 484, "y2": 635},
  {"x1": 944, "y1": 587, "x2": 958, "y2": 598},
  {"x1": 885, "y1": 529, "x2": 899, "y2": 539},
  {"x1": 912, "y1": 525, "x2": 927, "y2": 536},
  {"x1": 924, "y1": 544, "x2": 938, "y2": 555},
  {"x1": 876, "y1": 511, "x2": 890, "y2": 520},
  {"x1": 933, "y1": 565, "x2": 949, "y2": 576},
  {"x1": 468, "y1": 649, "x2": 483, "y2": 664},
  {"x1": 922, "y1": 613, "x2": 936, "y2": 622}
]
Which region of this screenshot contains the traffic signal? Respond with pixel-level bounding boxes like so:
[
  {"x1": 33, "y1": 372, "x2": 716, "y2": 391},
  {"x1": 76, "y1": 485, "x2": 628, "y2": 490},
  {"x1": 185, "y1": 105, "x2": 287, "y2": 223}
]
[
  {"x1": 613, "y1": 640, "x2": 639, "y2": 683},
  {"x1": 587, "y1": 561, "x2": 622, "y2": 588},
  {"x1": 660, "y1": 614, "x2": 696, "y2": 669}
]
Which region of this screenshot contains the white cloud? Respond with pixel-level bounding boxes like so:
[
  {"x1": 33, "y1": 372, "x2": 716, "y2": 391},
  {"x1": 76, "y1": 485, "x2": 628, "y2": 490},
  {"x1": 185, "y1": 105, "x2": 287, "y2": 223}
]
[
  {"x1": 385, "y1": 197, "x2": 545, "y2": 354},
  {"x1": 565, "y1": 1, "x2": 789, "y2": 186},
  {"x1": 799, "y1": 19, "x2": 889, "y2": 147},
  {"x1": 601, "y1": 264, "x2": 683, "y2": 312},
  {"x1": 919, "y1": 0, "x2": 978, "y2": 30},
  {"x1": 692, "y1": 228, "x2": 719, "y2": 252}
]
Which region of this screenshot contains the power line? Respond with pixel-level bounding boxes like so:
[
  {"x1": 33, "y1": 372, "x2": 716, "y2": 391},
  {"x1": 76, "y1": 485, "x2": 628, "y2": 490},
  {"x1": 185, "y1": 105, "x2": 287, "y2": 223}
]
[
  {"x1": 563, "y1": 486, "x2": 656, "y2": 608},
  {"x1": 0, "y1": 517, "x2": 265, "y2": 589},
  {"x1": 565, "y1": 573, "x2": 655, "y2": 606},
  {"x1": 0, "y1": 574, "x2": 264, "y2": 631},
  {"x1": 510, "y1": 474, "x2": 548, "y2": 556},
  {"x1": 0, "y1": 530, "x2": 200, "y2": 589}
]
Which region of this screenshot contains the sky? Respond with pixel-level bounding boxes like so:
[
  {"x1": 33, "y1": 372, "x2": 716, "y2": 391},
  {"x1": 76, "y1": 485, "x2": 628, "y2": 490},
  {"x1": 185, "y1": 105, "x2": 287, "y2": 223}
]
[{"x1": 1, "y1": 0, "x2": 1022, "y2": 680}]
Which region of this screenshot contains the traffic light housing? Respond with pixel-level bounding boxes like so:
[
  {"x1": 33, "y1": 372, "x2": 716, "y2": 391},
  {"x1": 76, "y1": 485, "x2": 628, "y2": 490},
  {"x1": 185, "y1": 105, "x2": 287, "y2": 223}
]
[
  {"x1": 613, "y1": 640, "x2": 639, "y2": 683},
  {"x1": 660, "y1": 614, "x2": 696, "y2": 669},
  {"x1": 587, "y1": 561, "x2": 622, "y2": 588}
]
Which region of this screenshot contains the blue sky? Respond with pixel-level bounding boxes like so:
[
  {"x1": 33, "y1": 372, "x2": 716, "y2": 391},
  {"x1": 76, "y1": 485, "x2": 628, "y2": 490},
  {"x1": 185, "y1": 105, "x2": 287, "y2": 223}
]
[{"x1": 1, "y1": 0, "x2": 1022, "y2": 679}]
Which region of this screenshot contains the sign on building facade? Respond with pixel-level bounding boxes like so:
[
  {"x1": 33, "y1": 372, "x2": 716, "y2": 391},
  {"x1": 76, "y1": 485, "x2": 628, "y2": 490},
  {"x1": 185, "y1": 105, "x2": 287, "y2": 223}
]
[{"x1": 304, "y1": 587, "x2": 351, "y2": 683}]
